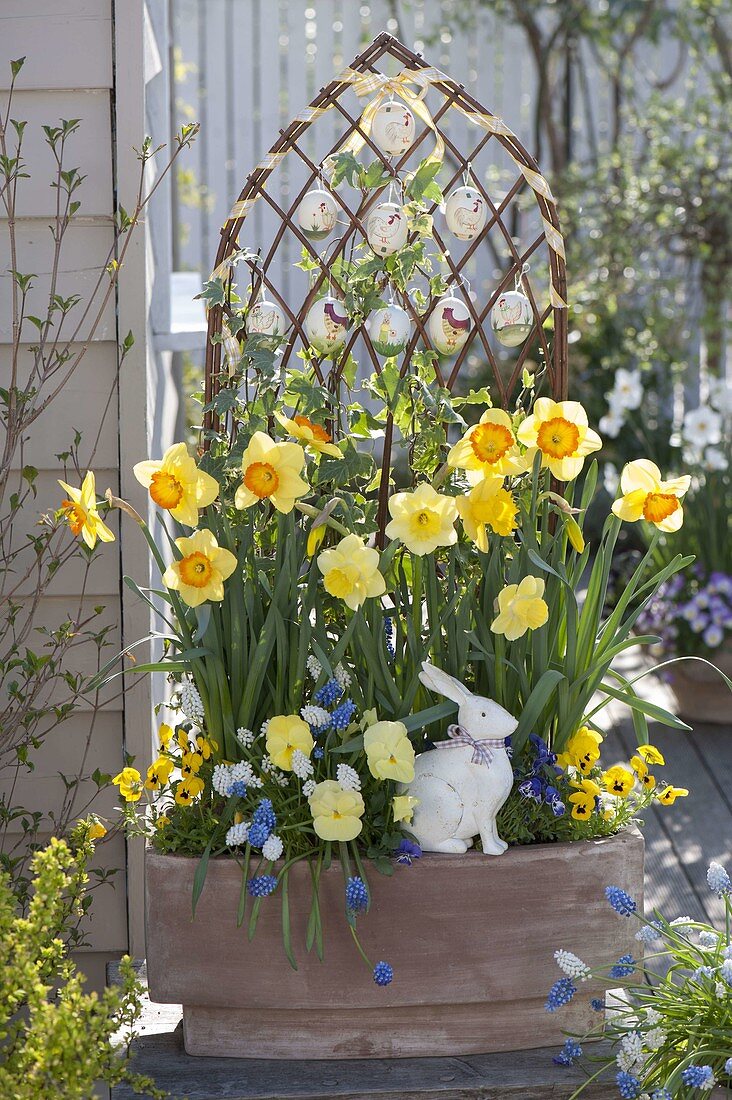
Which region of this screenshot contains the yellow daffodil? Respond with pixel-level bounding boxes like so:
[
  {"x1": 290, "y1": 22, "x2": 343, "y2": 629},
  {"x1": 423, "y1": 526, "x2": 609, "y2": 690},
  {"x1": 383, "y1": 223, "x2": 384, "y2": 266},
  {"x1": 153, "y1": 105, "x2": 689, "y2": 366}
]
[
  {"x1": 385, "y1": 483, "x2": 458, "y2": 556},
  {"x1": 637, "y1": 744, "x2": 665, "y2": 766},
  {"x1": 144, "y1": 756, "x2": 175, "y2": 790},
  {"x1": 133, "y1": 442, "x2": 219, "y2": 527},
  {"x1": 565, "y1": 516, "x2": 585, "y2": 554},
  {"x1": 174, "y1": 775, "x2": 205, "y2": 805},
  {"x1": 447, "y1": 409, "x2": 525, "y2": 480},
  {"x1": 158, "y1": 723, "x2": 174, "y2": 749},
  {"x1": 363, "y1": 721, "x2": 415, "y2": 783},
  {"x1": 308, "y1": 780, "x2": 365, "y2": 841},
  {"x1": 112, "y1": 766, "x2": 143, "y2": 803},
  {"x1": 266, "y1": 714, "x2": 314, "y2": 771},
  {"x1": 491, "y1": 576, "x2": 549, "y2": 641},
  {"x1": 317, "y1": 533, "x2": 386, "y2": 610},
  {"x1": 307, "y1": 524, "x2": 326, "y2": 556},
  {"x1": 58, "y1": 471, "x2": 115, "y2": 549},
  {"x1": 602, "y1": 765, "x2": 635, "y2": 798},
  {"x1": 456, "y1": 478, "x2": 518, "y2": 551},
  {"x1": 557, "y1": 726, "x2": 603, "y2": 774},
  {"x1": 162, "y1": 528, "x2": 237, "y2": 608},
  {"x1": 88, "y1": 820, "x2": 107, "y2": 840},
  {"x1": 392, "y1": 794, "x2": 419, "y2": 823},
  {"x1": 630, "y1": 755, "x2": 656, "y2": 791},
  {"x1": 517, "y1": 399, "x2": 602, "y2": 481},
  {"x1": 611, "y1": 460, "x2": 691, "y2": 532},
  {"x1": 235, "y1": 431, "x2": 309, "y2": 514},
  {"x1": 657, "y1": 785, "x2": 688, "y2": 806},
  {"x1": 275, "y1": 411, "x2": 341, "y2": 457}
]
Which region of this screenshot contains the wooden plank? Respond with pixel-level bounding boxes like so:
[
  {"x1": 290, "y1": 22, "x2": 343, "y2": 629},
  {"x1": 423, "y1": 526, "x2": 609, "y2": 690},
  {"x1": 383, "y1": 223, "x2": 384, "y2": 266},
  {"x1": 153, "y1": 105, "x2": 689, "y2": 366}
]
[{"x1": 0, "y1": 1, "x2": 113, "y2": 91}]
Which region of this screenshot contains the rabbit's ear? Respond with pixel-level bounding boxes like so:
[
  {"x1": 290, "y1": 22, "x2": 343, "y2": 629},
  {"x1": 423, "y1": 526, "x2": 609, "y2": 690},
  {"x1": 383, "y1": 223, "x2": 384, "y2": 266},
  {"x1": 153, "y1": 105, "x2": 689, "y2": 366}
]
[{"x1": 419, "y1": 661, "x2": 471, "y2": 705}]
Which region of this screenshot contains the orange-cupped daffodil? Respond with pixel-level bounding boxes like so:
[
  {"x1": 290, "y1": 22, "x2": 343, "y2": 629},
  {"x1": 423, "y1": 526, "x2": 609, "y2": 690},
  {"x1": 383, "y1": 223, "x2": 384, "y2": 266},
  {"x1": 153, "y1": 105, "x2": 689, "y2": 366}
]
[
  {"x1": 266, "y1": 714, "x2": 314, "y2": 771},
  {"x1": 317, "y1": 533, "x2": 386, "y2": 611},
  {"x1": 308, "y1": 780, "x2": 365, "y2": 841},
  {"x1": 447, "y1": 408, "x2": 525, "y2": 480},
  {"x1": 455, "y1": 478, "x2": 518, "y2": 552},
  {"x1": 611, "y1": 459, "x2": 691, "y2": 532},
  {"x1": 363, "y1": 721, "x2": 415, "y2": 783},
  {"x1": 58, "y1": 471, "x2": 115, "y2": 549},
  {"x1": 275, "y1": 411, "x2": 341, "y2": 457},
  {"x1": 602, "y1": 765, "x2": 635, "y2": 798},
  {"x1": 235, "y1": 431, "x2": 309, "y2": 514},
  {"x1": 133, "y1": 442, "x2": 219, "y2": 527},
  {"x1": 385, "y1": 483, "x2": 458, "y2": 556},
  {"x1": 491, "y1": 576, "x2": 549, "y2": 641},
  {"x1": 144, "y1": 757, "x2": 175, "y2": 790},
  {"x1": 517, "y1": 399, "x2": 602, "y2": 481},
  {"x1": 112, "y1": 766, "x2": 143, "y2": 803},
  {"x1": 162, "y1": 528, "x2": 238, "y2": 608}
]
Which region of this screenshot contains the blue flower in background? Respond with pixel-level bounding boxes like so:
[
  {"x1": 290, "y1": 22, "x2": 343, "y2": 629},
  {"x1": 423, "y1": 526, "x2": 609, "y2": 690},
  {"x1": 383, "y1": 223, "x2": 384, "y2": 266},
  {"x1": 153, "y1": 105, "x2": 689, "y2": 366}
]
[
  {"x1": 553, "y1": 1038, "x2": 582, "y2": 1066},
  {"x1": 724, "y1": 1057, "x2": 732, "y2": 1076},
  {"x1": 331, "y1": 698, "x2": 357, "y2": 731},
  {"x1": 635, "y1": 921, "x2": 662, "y2": 944},
  {"x1": 616, "y1": 1070, "x2": 641, "y2": 1098},
  {"x1": 247, "y1": 874, "x2": 278, "y2": 897},
  {"x1": 545, "y1": 977, "x2": 577, "y2": 1012},
  {"x1": 373, "y1": 961, "x2": 393, "y2": 986},
  {"x1": 519, "y1": 776, "x2": 544, "y2": 802},
  {"x1": 248, "y1": 797, "x2": 276, "y2": 848},
  {"x1": 681, "y1": 1065, "x2": 715, "y2": 1089},
  {"x1": 610, "y1": 954, "x2": 635, "y2": 978},
  {"x1": 544, "y1": 785, "x2": 566, "y2": 817},
  {"x1": 230, "y1": 780, "x2": 247, "y2": 798},
  {"x1": 394, "y1": 838, "x2": 422, "y2": 865},
  {"x1": 591, "y1": 998, "x2": 604, "y2": 1012},
  {"x1": 313, "y1": 746, "x2": 324, "y2": 759},
  {"x1": 314, "y1": 678, "x2": 342, "y2": 707},
  {"x1": 605, "y1": 885, "x2": 636, "y2": 916},
  {"x1": 384, "y1": 616, "x2": 395, "y2": 658},
  {"x1": 529, "y1": 732, "x2": 557, "y2": 769},
  {"x1": 650, "y1": 1090, "x2": 672, "y2": 1100},
  {"x1": 707, "y1": 861, "x2": 731, "y2": 897},
  {"x1": 345, "y1": 876, "x2": 369, "y2": 913}
]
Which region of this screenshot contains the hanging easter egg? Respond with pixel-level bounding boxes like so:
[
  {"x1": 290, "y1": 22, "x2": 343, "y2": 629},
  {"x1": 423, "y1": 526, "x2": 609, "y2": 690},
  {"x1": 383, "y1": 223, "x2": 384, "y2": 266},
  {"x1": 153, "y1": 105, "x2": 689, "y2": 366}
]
[
  {"x1": 297, "y1": 188, "x2": 338, "y2": 240},
  {"x1": 445, "y1": 185, "x2": 487, "y2": 241},
  {"x1": 366, "y1": 202, "x2": 409, "y2": 257},
  {"x1": 304, "y1": 296, "x2": 349, "y2": 356},
  {"x1": 371, "y1": 101, "x2": 416, "y2": 157},
  {"x1": 367, "y1": 305, "x2": 411, "y2": 357},
  {"x1": 428, "y1": 295, "x2": 472, "y2": 355},
  {"x1": 490, "y1": 290, "x2": 533, "y2": 348},
  {"x1": 247, "y1": 297, "x2": 287, "y2": 343}
]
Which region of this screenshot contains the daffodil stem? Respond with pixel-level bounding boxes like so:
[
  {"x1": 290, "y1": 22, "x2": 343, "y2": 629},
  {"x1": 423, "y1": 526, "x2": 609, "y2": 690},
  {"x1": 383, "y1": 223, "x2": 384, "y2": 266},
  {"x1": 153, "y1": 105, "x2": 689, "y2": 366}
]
[
  {"x1": 295, "y1": 501, "x2": 350, "y2": 537},
  {"x1": 431, "y1": 462, "x2": 450, "y2": 490}
]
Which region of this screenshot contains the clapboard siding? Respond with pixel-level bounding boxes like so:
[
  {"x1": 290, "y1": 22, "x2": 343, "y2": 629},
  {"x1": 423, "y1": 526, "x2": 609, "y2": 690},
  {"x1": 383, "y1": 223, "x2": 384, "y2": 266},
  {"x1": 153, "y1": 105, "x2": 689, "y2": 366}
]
[{"x1": 0, "y1": 1, "x2": 113, "y2": 92}]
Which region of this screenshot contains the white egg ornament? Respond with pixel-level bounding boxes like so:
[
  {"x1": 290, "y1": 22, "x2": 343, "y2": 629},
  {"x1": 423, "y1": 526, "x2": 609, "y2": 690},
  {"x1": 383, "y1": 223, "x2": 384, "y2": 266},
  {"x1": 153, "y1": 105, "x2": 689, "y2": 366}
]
[
  {"x1": 367, "y1": 305, "x2": 411, "y2": 357},
  {"x1": 304, "y1": 296, "x2": 349, "y2": 356},
  {"x1": 428, "y1": 295, "x2": 472, "y2": 355},
  {"x1": 247, "y1": 298, "x2": 287, "y2": 344},
  {"x1": 371, "y1": 101, "x2": 416, "y2": 157},
  {"x1": 297, "y1": 188, "x2": 338, "y2": 241},
  {"x1": 490, "y1": 290, "x2": 533, "y2": 348},
  {"x1": 366, "y1": 202, "x2": 409, "y2": 257},
  {"x1": 445, "y1": 185, "x2": 487, "y2": 241}
]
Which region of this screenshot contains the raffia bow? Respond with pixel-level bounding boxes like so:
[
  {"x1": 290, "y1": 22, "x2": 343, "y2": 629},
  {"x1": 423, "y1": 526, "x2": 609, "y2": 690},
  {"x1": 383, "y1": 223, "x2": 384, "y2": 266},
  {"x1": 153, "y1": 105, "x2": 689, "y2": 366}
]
[{"x1": 434, "y1": 724, "x2": 507, "y2": 767}]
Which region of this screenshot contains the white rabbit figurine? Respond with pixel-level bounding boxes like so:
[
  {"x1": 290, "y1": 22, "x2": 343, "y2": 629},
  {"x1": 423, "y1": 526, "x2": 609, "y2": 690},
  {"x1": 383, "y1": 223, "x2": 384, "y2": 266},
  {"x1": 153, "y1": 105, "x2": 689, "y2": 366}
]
[{"x1": 401, "y1": 661, "x2": 517, "y2": 855}]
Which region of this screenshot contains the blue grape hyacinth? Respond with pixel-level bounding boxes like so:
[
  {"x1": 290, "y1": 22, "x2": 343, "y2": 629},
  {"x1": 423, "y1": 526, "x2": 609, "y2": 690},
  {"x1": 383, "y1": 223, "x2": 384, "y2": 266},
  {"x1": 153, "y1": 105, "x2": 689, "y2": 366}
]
[
  {"x1": 345, "y1": 876, "x2": 368, "y2": 913},
  {"x1": 247, "y1": 874, "x2": 278, "y2": 898},
  {"x1": 545, "y1": 977, "x2": 577, "y2": 1012},
  {"x1": 605, "y1": 885, "x2": 636, "y2": 916},
  {"x1": 373, "y1": 961, "x2": 393, "y2": 986}
]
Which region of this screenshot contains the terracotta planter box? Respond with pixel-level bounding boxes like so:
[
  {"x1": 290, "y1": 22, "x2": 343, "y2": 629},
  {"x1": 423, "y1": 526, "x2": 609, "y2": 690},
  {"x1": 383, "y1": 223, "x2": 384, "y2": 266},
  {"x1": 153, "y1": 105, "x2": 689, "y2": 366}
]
[
  {"x1": 669, "y1": 646, "x2": 732, "y2": 725},
  {"x1": 145, "y1": 828, "x2": 644, "y2": 1059}
]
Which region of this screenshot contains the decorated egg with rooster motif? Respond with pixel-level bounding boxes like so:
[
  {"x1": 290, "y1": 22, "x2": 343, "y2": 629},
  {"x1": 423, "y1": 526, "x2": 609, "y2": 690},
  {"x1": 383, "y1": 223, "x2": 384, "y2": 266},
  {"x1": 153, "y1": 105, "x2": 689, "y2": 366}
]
[
  {"x1": 371, "y1": 102, "x2": 416, "y2": 157},
  {"x1": 445, "y1": 185, "x2": 487, "y2": 241},
  {"x1": 428, "y1": 295, "x2": 472, "y2": 355},
  {"x1": 366, "y1": 202, "x2": 408, "y2": 257},
  {"x1": 304, "y1": 296, "x2": 349, "y2": 356},
  {"x1": 367, "y1": 305, "x2": 411, "y2": 357},
  {"x1": 490, "y1": 290, "x2": 533, "y2": 347},
  {"x1": 297, "y1": 188, "x2": 339, "y2": 240},
  {"x1": 247, "y1": 297, "x2": 287, "y2": 343}
]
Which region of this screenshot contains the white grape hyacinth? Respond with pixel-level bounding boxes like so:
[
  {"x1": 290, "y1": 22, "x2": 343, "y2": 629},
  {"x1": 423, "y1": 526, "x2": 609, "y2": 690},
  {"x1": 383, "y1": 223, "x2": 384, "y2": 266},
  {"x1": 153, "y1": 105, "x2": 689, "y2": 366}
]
[
  {"x1": 236, "y1": 727, "x2": 255, "y2": 748},
  {"x1": 306, "y1": 654, "x2": 322, "y2": 680},
  {"x1": 291, "y1": 749, "x2": 314, "y2": 780},
  {"x1": 179, "y1": 678, "x2": 205, "y2": 725},
  {"x1": 302, "y1": 779, "x2": 316, "y2": 797},
  {"x1": 262, "y1": 834, "x2": 284, "y2": 861},
  {"x1": 336, "y1": 764, "x2": 361, "y2": 792},
  {"x1": 225, "y1": 821, "x2": 249, "y2": 847},
  {"x1": 553, "y1": 949, "x2": 590, "y2": 982},
  {"x1": 334, "y1": 662, "x2": 351, "y2": 690}
]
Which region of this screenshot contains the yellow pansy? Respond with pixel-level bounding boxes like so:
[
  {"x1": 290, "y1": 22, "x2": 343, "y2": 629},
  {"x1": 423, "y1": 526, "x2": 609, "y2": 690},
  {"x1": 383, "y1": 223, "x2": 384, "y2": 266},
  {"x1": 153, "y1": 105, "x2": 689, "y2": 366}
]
[
  {"x1": 58, "y1": 471, "x2": 115, "y2": 549},
  {"x1": 657, "y1": 785, "x2": 689, "y2": 806},
  {"x1": 363, "y1": 721, "x2": 415, "y2": 783},
  {"x1": 176, "y1": 728, "x2": 190, "y2": 753},
  {"x1": 133, "y1": 442, "x2": 219, "y2": 527},
  {"x1": 112, "y1": 766, "x2": 143, "y2": 803},
  {"x1": 158, "y1": 723, "x2": 174, "y2": 749},
  {"x1": 265, "y1": 714, "x2": 314, "y2": 771},
  {"x1": 637, "y1": 744, "x2": 665, "y2": 766},
  {"x1": 491, "y1": 576, "x2": 549, "y2": 641},
  {"x1": 385, "y1": 483, "x2": 458, "y2": 556},
  {"x1": 155, "y1": 814, "x2": 170, "y2": 830},
  {"x1": 567, "y1": 778, "x2": 601, "y2": 820},
  {"x1": 447, "y1": 408, "x2": 525, "y2": 480},
  {"x1": 602, "y1": 765, "x2": 635, "y2": 798},
  {"x1": 275, "y1": 411, "x2": 341, "y2": 457},
  {"x1": 557, "y1": 726, "x2": 603, "y2": 774},
  {"x1": 162, "y1": 528, "x2": 238, "y2": 608},
  {"x1": 174, "y1": 775, "x2": 205, "y2": 805},
  {"x1": 308, "y1": 780, "x2": 365, "y2": 841},
  {"x1": 392, "y1": 794, "x2": 419, "y2": 823},
  {"x1": 317, "y1": 533, "x2": 386, "y2": 611},
  {"x1": 517, "y1": 399, "x2": 602, "y2": 481},
  {"x1": 235, "y1": 431, "x2": 309, "y2": 514},
  {"x1": 88, "y1": 820, "x2": 107, "y2": 840},
  {"x1": 180, "y1": 752, "x2": 202, "y2": 778},
  {"x1": 611, "y1": 460, "x2": 691, "y2": 532},
  {"x1": 630, "y1": 755, "x2": 656, "y2": 791},
  {"x1": 456, "y1": 478, "x2": 518, "y2": 551},
  {"x1": 144, "y1": 756, "x2": 175, "y2": 790}
]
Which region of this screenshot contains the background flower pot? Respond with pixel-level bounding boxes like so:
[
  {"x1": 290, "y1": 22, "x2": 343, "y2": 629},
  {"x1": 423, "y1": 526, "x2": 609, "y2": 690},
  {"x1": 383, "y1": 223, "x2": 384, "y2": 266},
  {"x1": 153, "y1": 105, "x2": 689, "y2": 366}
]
[
  {"x1": 668, "y1": 645, "x2": 732, "y2": 725},
  {"x1": 145, "y1": 828, "x2": 644, "y2": 1059}
]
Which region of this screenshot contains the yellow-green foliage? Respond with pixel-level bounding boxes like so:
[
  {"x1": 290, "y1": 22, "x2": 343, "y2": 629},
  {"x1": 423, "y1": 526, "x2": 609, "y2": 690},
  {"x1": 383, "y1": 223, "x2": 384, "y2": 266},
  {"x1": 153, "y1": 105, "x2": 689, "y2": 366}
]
[{"x1": 0, "y1": 835, "x2": 162, "y2": 1099}]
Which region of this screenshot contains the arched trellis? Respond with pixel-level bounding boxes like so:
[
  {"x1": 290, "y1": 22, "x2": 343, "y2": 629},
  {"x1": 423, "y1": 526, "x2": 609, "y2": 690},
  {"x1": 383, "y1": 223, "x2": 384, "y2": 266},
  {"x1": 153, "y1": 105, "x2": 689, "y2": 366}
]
[{"x1": 202, "y1": 33, "x2": 569, "y2": 533}]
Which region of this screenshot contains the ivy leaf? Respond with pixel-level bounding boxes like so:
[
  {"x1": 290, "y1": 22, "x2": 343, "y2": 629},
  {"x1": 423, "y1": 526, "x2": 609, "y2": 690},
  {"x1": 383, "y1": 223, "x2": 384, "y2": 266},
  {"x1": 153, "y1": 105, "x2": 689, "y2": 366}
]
[
  {"x1": 196, "y1": 277, "x2": 227, "y2": 308},
  {"x1": 330, "y1": 152, "x2": 363, "y2": 189},
  {"x1": 406, "y1": 160, "x2": 443, "y2": 204}
]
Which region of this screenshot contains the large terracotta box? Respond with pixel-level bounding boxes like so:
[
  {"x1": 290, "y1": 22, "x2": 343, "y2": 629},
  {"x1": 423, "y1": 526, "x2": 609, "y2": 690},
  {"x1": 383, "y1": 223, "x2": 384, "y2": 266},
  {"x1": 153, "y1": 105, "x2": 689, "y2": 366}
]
[{"x1": 145, "y1": 828, "x2": 644, "y2": 1059}]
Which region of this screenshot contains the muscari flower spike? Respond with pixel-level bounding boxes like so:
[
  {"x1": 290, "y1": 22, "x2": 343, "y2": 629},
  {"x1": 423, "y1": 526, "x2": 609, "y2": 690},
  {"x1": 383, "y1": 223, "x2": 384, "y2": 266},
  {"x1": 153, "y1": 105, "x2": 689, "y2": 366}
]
[
  {"x1": 373, "y1": 960, "x2": 393, "y2": 986},
  {"x1": 610, "y1": 954, "x2": 635, "y2": 979},
  {"x1": 707, "y1": 860, "x2": 731, "y2": 897},
  {"x1": 314, "y1": 678, "x2": 342, "y2": 707},
  {"x1": 345, "y1": 876, "x2": 369, "y2": 914},
  {"x1": 615, "y1": 1070, "x2": 641, "y2": 1099},
  {"x1": 248, "y1": 797, "x2": 276, "y2": 849},
  {"x1": 247, "y1": 874, "x2": 278, "y2": 898},
  {"x1": 545, "y1": 977, "x2": 577, "y2": 1013},
  {"x1": 681, "y1": 1065, "x2": 715, "y2": 1089},
  {"x1": 591, "y1": 997, "x2": 604, "y2": 1012},
  {"x1": 651, "y1": 1090, "x2": 672, "y2": 1100},
  {"x1": 553, "y1": 1038, "x2": 582, "y2": 1066},
  {"x1": 605, "y1": 885, "x2": 636, "y2": 917},
  {"x1": 331, "y1": 698, "x2": 357, "y2": 731}
]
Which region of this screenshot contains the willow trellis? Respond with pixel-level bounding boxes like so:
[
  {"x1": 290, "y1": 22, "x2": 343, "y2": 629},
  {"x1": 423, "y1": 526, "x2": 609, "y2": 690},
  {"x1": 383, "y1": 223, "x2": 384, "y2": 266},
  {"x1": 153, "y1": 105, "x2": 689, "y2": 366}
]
[{"x1": 202, "y1": 32, "x2": 569, "y2": 539}]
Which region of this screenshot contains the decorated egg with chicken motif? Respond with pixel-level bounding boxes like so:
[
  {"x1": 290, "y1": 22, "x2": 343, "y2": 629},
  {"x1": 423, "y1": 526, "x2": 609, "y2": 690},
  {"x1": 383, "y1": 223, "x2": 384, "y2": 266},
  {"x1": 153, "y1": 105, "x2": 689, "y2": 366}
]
[
  {"x1": 490, "y1": 290, "x2": 533, "y2": 348},
  {"x1": 304, "y1": 296, "x2": 349, "y2": 356},
  {"x1": 297, "y1": 188, "x2": 339, "y2": 240},
  {"x1": 247, "y1": 297, "x2": 287, "y2": 343},
  {"x1": 367, "y1": 305, "x2": 411, "y2": 357},
  {"x1": 445, "y1": 185, "x2": 487, "y2": 241},
  {"x1": 366, "y1": 202, "x2": 408, "y2": 257},
  {"x1": 428, "y1": 295, "x2": 472, "y2": 355},
  {"x1": 371, "y1": 102, "x2": 416, "y2": 157}
]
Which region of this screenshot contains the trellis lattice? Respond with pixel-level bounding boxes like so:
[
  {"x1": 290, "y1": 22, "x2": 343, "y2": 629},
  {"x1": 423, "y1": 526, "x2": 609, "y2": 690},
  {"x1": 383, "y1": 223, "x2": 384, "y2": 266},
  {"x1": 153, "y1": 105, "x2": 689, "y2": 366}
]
[{"x1": 202, "y1": 33, "x2": 569, "y2": 502}]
